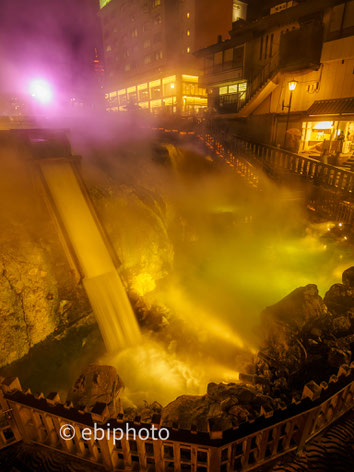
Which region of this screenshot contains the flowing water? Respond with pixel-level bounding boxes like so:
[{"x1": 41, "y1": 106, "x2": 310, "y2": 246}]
[{"x1": 39, "y1": 160, "x2": 141, "y2": 352}]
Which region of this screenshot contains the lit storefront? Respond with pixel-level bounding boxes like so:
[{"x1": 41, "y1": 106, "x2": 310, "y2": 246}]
[
  {"x1": 300, "y1": 98, "x2": 354, "y2": 159},
  {"x1": 105, "y1": 74, "x2": 207, "y2": 116},
  {"x1": 215, "y1": 80, "x2": 247, "y2": 113}
]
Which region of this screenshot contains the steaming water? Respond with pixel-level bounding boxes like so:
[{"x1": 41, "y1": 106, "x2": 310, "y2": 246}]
[
  {"x1": 39, "y1": 160, "x2": 141, "y2": 352},
  {"x1": 89, "y1": 141, "x2": 353, "y2": 407}
]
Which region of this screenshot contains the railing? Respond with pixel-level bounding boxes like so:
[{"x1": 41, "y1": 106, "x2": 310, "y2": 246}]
[
  {"x1": 245, "y1": 54, "x2": 279, "y2": 105},
  {"x1": 203, "y1": 64, "x2": 243, "y2": 77},
  {"x1": 0, "y1": 366, "x2": 353, "y2": 472},
  {"x1": 199, "y1": 131, "x2": 260, "y2": 189},
  {"x1": 198, "y1": 124, "x2": 354, "y2": 224},
  {"x1": 238, "y1": 139, "x2": 353, "y2": 195}
]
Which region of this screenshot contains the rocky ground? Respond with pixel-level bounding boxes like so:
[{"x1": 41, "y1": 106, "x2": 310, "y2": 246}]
[
  {"x1": 127, "y1": 267, "x2": 352, "y2": 431},
  {"x1": 0, "y1": 136, "x2": 353, "y2": 430},
  {"x1": 65, "y1": 266, "x2": 353, "y2": 433},
  {"x1": 255, "y1": 266, "x2": 354, "y2": 402}
]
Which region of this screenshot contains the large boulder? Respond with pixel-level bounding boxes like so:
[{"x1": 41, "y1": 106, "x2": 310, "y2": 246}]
[
  {"x1": 0, "y1": 236, "x2": 59, "y2": 367},
  {"x1": 324, "y1": 267, "x2": 354, "y2": 316},
  {"x1": 67, "y1": 364, "x2": 124, "y2": 417},
  {"x1": 342, "y1": 267, "x2": 354, "y2": 288},
  {"x1": 259, "y1": 285, "x2": 327, "y2": 371},
  {"x1": 161, "y1": 382, "x2": 276, "y2": 432},
  {"x1": 261, "y1": 284, "x2": 327, "y2": 333},
  {"x1": 92, "y1": 183, "x2": 174, "y2": 297},
  {"x1": 161, "y1": 395, "x2": 213, "y2": 431}
]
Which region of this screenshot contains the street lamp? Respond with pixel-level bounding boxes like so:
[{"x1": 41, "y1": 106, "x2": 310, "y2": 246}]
[
  {"x1": 283, "y1": 80, "x2": 298, "y2": 147},
  {"x1": 288, "y1": 80, "x2": 297, "y2": 92}
]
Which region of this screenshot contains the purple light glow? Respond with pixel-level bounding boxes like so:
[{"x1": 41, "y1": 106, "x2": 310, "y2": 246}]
[{"x1": 29, "y1": 79, "x2": 53, "y2": 105}]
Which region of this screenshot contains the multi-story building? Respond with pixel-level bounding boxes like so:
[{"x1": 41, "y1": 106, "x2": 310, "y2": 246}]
[
  {"x1": 195, "y1": 0, "x2": 354, "y2": 157},
  {"x1": 99, "y1": 0, "x2": 237, "y2": 115}
]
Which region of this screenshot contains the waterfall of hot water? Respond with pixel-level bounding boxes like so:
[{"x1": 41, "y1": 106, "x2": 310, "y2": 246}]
[{"x1": 39, "y1": 160, "x2": 141, "y2": 352}]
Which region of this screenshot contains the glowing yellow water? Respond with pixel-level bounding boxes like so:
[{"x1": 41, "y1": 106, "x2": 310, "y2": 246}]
[{"x1": 39, "y1": 161, "x2": 141, "y2": 352}]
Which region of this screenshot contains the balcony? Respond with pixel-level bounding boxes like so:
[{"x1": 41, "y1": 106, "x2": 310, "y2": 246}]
[
  {"x1": 199, "y1": 65, "x2": 244, "y2": 88},
  {"x1": 278, "y1": 21, "x2": 323, "y2": 72}
]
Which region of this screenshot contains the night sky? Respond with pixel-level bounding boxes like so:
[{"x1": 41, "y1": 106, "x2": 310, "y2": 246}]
[{"x1": 0, "y1": 0, "x2": 102, "y2": 98}]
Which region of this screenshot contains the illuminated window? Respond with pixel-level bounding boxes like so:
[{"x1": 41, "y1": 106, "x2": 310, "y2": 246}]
[
  {"x1": 106, "y1": 45, "x2": 112, "y2": 52},
  {"x1": 139, "y1": 88, "x2": 149, "y2": 101},
  {"x1": 187, "y1": 47, "x2": 190, "y2": 53},
  {"x1": 219, "y1": 86, "x2": 228, "y2": 95},
  {"x1": 313, "y1": 121, "x2": 334, "y2": 130},
  {"x1": 187, "y1": 29, "x2": 190, "y2": 36},
  {"x1": 144, "y1": 39, "x2": 151, "y2": 48},
  {"x1": 229, "y1": 84, "x2": 238, "y2": 93},
  {"x1": 128, "y1": 91, "x2": 137, "y2": 103},
  {"x1": 154, "y1": 14, "x2": 162, "y2": 24},
  {"x1": 150, "y1": 86, "x2": 161, "y2": 100},
  {"x1": 154, "y1": 50, "x2": 163, "y2": 60},
  {"x1": 238, "y1": 82, "x2": 247, "y2": 91},
  {"x1": 131, "y1": 28, "x2": 138, "y2": 38},
  {"x1": 144, "y1": 55, "x2": 151, "y2": 64},
  {"x1": 153, "y1": 0, "x2": 161, "y2": 7},
  {"x1": 186, "y1": 12, "x2": 190, "y2": 19}
]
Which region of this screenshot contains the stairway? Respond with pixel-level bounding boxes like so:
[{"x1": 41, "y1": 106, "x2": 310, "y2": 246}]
[{"x1": 237, "y1": 73, "x2": 279, "y2": 118}]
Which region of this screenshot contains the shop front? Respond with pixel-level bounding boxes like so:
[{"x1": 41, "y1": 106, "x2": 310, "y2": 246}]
[{"x1": 300, "y1": 98, "x2": 354, "y2": 165}]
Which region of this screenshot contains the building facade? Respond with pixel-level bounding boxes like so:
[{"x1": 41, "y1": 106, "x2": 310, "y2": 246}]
[
  {"x1": 99, "y1": 0, "x2": 235, "y2": 115},
  {"x1": 195, "y1": 0, "x2": 354, "y2": 158}
]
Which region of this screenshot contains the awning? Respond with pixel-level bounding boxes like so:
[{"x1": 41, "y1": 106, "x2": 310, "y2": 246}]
[{"x1": 307, "y1": 97, "x2": 354, "y2": 116}]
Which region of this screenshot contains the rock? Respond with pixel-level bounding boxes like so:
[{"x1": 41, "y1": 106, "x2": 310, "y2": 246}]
[
  {"x1": 94, "y1": 184, "x2": 174, "y2": 297},
  {"x1": 207, "y1": 382, "x2": 257, "y2": 404},
  {"x1": 236, "y1": 386, "x2": 258, "y2": 404},
  {"x1": 161, "y1": 395, "x2": 211, "y2": 431},
  {"x1": 124, "y1": 407, "x2": 137, "y2": 421},
  {"x1": 206, "y1": 382, "x2": 218, "y2": 399},
  {"x1": 138, "y1": 401, "x2": 162, "y2": 422},
  {"x1": 0, "y1": 237, "x2": 59, "y2": 367},
  {"x1": 342, "y1": 266, "x2": 354, "y2": 288},
  {"x1": 67, "y1": 364, "x2": 124, "y2": 418},
  {"x1": 162, "y1": 381, "x2": 270, "y2": 432},
  {"x1": 262, "y1": 284, "x2": 327, "y2": 332},
  {"x1": 208, "y1": 415, "x2": 234, "y2": 432},
  {"x1": 324, "y1": 283, "x2": 353, "y2": 315},
  {"x1": 161, "y1": 388, "x2": 258, "y2": 432},
  {"x1": 327, "y1": 348, "x2": 351, "y2": 368},
  {"x1": 220, "y1": 397, "x2": 239, "y2": 411},
  {"x1": 273, "y1": 377, "x2": 288, "y2": 392},
  {"x1": 332, "y1": 316, "x2": 351, "y2": 335},
  {"x1": 228, "y1": 405, "x2": 249, "y2": 421}
]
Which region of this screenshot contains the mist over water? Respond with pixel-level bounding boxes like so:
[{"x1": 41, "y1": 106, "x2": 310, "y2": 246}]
[
  {"x1": 0, "y1": 112, "x2": 352, "y2": 406},
  {"x1": 81, "y1": 135, "x2": 353, "y2": 406}
]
